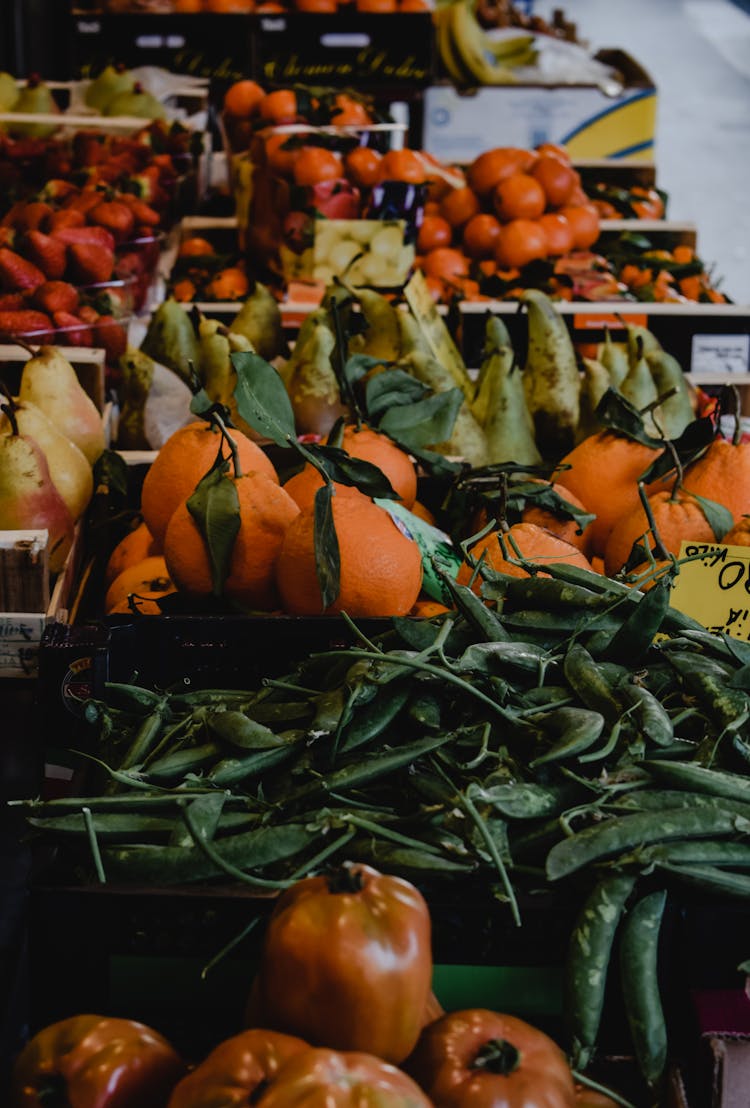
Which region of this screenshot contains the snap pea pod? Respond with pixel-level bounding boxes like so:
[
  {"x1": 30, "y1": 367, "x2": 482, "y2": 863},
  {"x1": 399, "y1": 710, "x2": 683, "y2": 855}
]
[
  {"x1": 287, "y1": 731, "x2": 458, "y2": 806},
  {"x1": 529, "y1": 707, "x2": 605, "y2": 769},
  {"x1": 119, "y1": 698, "x2": 171, "y2": 772},
  {"x1": 502, "y1": 577, "x2": 615, "y2": 611},
  {"x1": 546, "y1": 807, "x2": 749, "y2": 881},
  {"x1": 27, "y1": 813, "x2": 177, "y2": 838},
  {"x1": 619, "y1": 684, "x2": 674, "y2": 747},
  {"x1": 578, "y1": 712, "x2": 630, "y2": 765},
  {"x1": 244, "y1": 700, "x2": 313, "y2": 725},
  {"x1": 603, "y1": 578, "x2": 671, "y2": 665},
  {"x1": 167, "y1": 689, "x2": 261, "y2": 712},
  {"x1": 440, "y1": 572, "x2": 511, "y2": 642},
  {"x1": 619, "y1": 889, "x2": 668, "y2": 1087},
  {"x1": 665, "y1": 653, "x2": 750, "y2": 731},
  {"x1": 631, "y1": 840, "x2": 750, "y2": 869},
  {"x1": 644, "y1": 760, "x2": 750, "y2": 804},
  {"x1": 338, "y1": 682, "x2": 411, "y2": 754},
  {"x1": 9, "y1": 792, "x2": 253, "y2": 813},
  {"x1": 207, "y1": 743, "x2": 299, "y2": 787},
  {"x1": 359, "y1": 843, "x2": 477, "y2": 876},
  {"x1": 407, "y1": 690, "x2": 442, "y2": 731},
  {"x1": 565, "y1": 873, "x2": 636, "y2": 1070},
  {"x1": 519, "y1": 685, "x2": 571, "y2": 708},
  {"x1": 101, "y1": 683, "x2": 164, "y2": 713},
  {"x1": 655, "y1": 862, "x2": 750, "y2": 900},
  {"x1": 144, "y1": 742, "x2": 221, "y2": 783},
  {"x1": 454, "y1": 641, "x2": 558, "y2": 678},
  {"x1": 498, "y1": 610, "x2": 624, "y2": 634},
  {"x1": 205, "y1": 712, "x2": 284, "y2": 750},
  {"x1": 563, "y1": 642, "x2": 623, "y2": 724},
  {"x1": 103, "y1": 822, "x2": 315, "y2": 884},
  {"x1": 466, "y1": 781, "x2": 576, "y2": 820},
  {"x1": 610, "y1": 789, "x2": 750, "y2": 822}
]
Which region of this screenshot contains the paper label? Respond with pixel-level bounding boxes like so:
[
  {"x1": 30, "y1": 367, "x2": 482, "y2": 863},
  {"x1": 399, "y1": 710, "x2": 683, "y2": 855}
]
[
  {"x1": 0, "y1": 614, "x2": 45, "y2": 679},
  {"x1": 670, "y1": 541, "x2": 750, "y2": 639},
  {"x1": 691, "y1": 334, "x2": 750, "y2": 376},
  {"x1": 573, "y1": 313, "x2": 648, "y2": 331},
  {"x1": 404, "y1": 270, "x2": 468, "y2": 385},
  {"x1": 375, "y1": 499, "x2": 462, "y2": 604}
]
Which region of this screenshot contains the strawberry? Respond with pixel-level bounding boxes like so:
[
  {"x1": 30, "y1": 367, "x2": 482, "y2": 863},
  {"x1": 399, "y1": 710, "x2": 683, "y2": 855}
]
[
  {"x1": 0, "y1": 309, "x2": 53, "y2": 339},
  {"x1": 114, "y1": 250, "x2": 146, "y2": 278},
  {"x1": 0, "y1": 228, "x2": 16, "y2": 249},
  {"x1": 0, "y1": 248, "x2": 46, "y2": 292},
  {"x1": 120, "y1": 194, "x2": 161, "y2": 227},
  {"x1": 72, "y1": 132, "x2": 107, "y2": 168},
  {"x1": 88, "y1": 200, "x2": 135, "y2": 243},
  {"x1": 16, "y1": 202, "x2": 54, "y2": 233},
  {"x1": 23, "y1": 231, "x2": 67, "y2": 280},
  {"x1": 52, "y1": 310, "x2": 93, "y2": 346},
  {"x1": 38, "y1": 179, "x2": 79, "y2": 202},
  {"x1": 0, "y1": 293, "x2": 27, "y2": 311},
  {"x1": 51, "y1": 225, "x2": 115, "y2": 252},
  {"x1": 47, "y1": 209, "x2": 86, "y2": 233},
  {"x1": 0, "y1": 201, "x2": 28, "y2": 229},
  {"x1": 93, "y1": 314, "x2": 128, "y2": 363},
  {"x1": 61, "y1": 190, "x2": 103, "y2": 216},
  {"x1": 32, "y1": 280, "x2": 80, "y2": 315},
  {"x1": 67, "y1": 242, "x2": 116, "y2": 285},
  {"x1": 77, "y1": 305, "x2": 100, "y2": 324}
]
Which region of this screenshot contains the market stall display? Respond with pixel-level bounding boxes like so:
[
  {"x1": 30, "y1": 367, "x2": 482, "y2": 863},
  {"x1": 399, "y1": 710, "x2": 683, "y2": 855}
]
[{"x1": 3, "y1": 3, "x2": 750, "y2": 1106}]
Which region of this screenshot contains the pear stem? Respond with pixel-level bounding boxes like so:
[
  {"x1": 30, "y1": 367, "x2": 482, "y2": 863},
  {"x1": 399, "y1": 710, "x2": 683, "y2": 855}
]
[{"x1": 666, "y1": 440, "x2": 684, "y2": 500}]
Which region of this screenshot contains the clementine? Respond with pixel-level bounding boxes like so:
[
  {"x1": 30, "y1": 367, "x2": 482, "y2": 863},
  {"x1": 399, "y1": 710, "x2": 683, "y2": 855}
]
[
  {"x1": 603, "y1": 488, "x2": 716, "y2": 576},
  {"x1": 341, "y1": 424, "x2": 418, "y2": 508},
  {"x1": 493, "y1": 174, "x2": 546, "y2": 222},
  {"x1": 293, "y1": 147, "x2": 344, "y2": 188},
  {"x1": 344, "y1": 146, "x2": 382, "y2": 188},
  {"x1": 283, "y1": 466, "x2": 363, "y2": 512},
  {"x1": 105, "y1": 520, "x2": 161, "y2": 588},
  {"x1": 379, "y1": 149, "x2": 427, "y2": 185},
  {"x1": 105, "y1": 556, "x2": 175, "y2": 614},
  {"x1": 421, "y1": 246, "x2": 469, "y2": 284},
  {"x1": 558, "y1": 204, "x2": 600, "y2": 249},
  {"x1": 682, "y1": 437, "x2": 750, "y2": 520},
  {"x1": 457, "y1": 521, "x2": 593, "y2": 591},
  {"x1": 531, "y1": 155, "x2": 578, "y2": 208},
  {"x1": 257, "y1": 89, "x2": 298, "y2": 125},
  {"x1": 467, "y1": 148, "x2": 536, "y2": 196},
  {"x1": 521, "y1": 479, "x2": 592, "y2": 555},
  {"x1": 222, "y1": 80, "x2": 265, "y2": 119},
  {"x1": 537, "y1": 212, "x2": 574, "y2": 257},
  {"x1": 141, "y1": 423, "x2": 279, "y2": 545},
  {"x1": 439, "y1": 186, "x2": 480, "y2": 229},
  {"x1": 275, "y1": 495, "x2": 422, "y2": 615},
  {"x1": 417, "y1": 215, "x2": 453, "y2": 254},
  {"x1": 164, "y1": 473, "x2": 299, "y2": 610},
  {"x1": 461, "y1": 213, "x2": 502, "y2": 259},
  {"x1": 494, "y1": 219, "x2": 547, "y2": 269}
]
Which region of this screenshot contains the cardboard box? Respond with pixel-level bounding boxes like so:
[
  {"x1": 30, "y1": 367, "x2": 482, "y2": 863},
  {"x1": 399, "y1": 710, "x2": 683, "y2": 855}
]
[{"x1": 422, "y1": 49, "x2": 656, "y2": 164}]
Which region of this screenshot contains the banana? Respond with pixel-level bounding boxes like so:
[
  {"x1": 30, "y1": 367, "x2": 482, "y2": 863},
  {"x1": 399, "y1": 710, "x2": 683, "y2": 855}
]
[
  {"x1": 435, "y1": 6, "x2": 477, "y2": 87},
  {"x1": 521, "y1": 288, "x2": 581, "y2": 459},
  {"x1": 449, "y1": 0, "x2": 523, "y2": 86},
  {"x1": 487, "y1": 33, "x2": 537, "y2": 61}
]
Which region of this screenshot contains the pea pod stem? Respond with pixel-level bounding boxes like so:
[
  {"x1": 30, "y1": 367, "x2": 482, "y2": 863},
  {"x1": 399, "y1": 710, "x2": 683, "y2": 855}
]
[
  {"x1": 82, "y1": 807, "x2": 106, "y2": 884},
  {"x1": 178, "y1": 801, "x2": 295, "y2": 889},
  {"x1": 316, "y1": 649, "x2": 510, "y2": 719},
  {"x1": 462, "y1": 723, "x2": 491, "y2": 770},
  {"x1": 430, "y1": 757, "x2": 521, "y2": 927},
  {"x1": 339, "y1": 610, "x2": 383, "y2": 654},
  {"x1": 339, "y1": 813, "x2": 443, "y2": 855}
]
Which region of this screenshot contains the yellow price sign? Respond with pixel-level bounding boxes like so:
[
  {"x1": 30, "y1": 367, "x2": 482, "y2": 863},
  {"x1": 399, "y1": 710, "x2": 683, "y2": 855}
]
[{"x1": 670, "y1": 541, "x2": 750, "y2": 640}]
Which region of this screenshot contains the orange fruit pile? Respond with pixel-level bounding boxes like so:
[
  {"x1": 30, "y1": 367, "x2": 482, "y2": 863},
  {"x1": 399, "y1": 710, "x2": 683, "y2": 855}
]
[{"x1": 416, "y1": 144, "x2": 600, "y2": 302}]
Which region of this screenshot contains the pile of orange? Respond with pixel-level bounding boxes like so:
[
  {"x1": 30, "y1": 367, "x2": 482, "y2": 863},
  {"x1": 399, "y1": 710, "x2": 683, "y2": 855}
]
[
  {"x1": 415, "y1": 143, "x2": 601, "y2": 303},
  {"x1": 104, "y1": 421, "x2": 426, "y2": 619}
]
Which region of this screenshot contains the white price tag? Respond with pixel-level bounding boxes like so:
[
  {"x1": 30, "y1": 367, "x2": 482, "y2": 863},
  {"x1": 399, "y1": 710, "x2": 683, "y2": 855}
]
[{"x1": 691, "y1": 333, "x2": 750, "y2": 375}]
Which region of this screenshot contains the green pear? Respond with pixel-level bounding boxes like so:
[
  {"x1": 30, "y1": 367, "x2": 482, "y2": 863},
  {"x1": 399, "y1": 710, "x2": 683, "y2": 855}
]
[
  {"x1": 103, "y1": 83, "x2": 166, "y2": 121},
  {"x1": 626, "y1": 323, "x2": 662, "y2": 367},
  {"x1": 396, "y1": 310, "x2": 433, "y2": 360},
  {"x1": 521, "y1": 289, "x2": 580, "y2": 459},
  {"x1": 402, "y1": 349, "x2": 488, "y2": 467},
  {"x1": 0, "y1": 425, "x2": 74, "y2": 573},
  {"x1": 285, "y1": 318, "x2": 349, "y2": 437},
  {"x1": 19, "y1": 346, "x2": 105, "y2": 465},
  {"x1": 576, "y1": 356, "x2": 612, "y2": 443},
  {"x1": 647, "y1": 350, "x2": 694, "y2": 440},
  {"x1": 348, "y1": 286, "x2": 402, "y2": 363},
  {"x1": 85, "y1": 64, "x2": 133, "y2": 114},
  {"x1": 141, "y1": 298, "x2": 202, "y2": 385},
  {"x1": 620, "y1": 339, "x2": 661, "y2": 437},
  {"x1": 0, "y1": 72, "x2": 19, "y2": 112},
  {"x1": 278, "y1": 307, "x2": 329, "y2": 389},
  {"x1": 473, "y1": 338, "x2": 541, "y2": 468},
  {"x1": 116, "y1": 347, "x2": 155, "y2": 451},
  {"x1": 9, "y1": 75, "x2": 59, "y2": 138},
  {"x1": 0, "y1": 398, "x2": 93, "y2": 521},
  {"x1": 230, "y1": 281, "x2": 286, "y2": 363},
  {"x1": 472, "y1": 315, "x2": 515, "y2": 424},
  {"x1": 597, "y1": 328, "x2": 629, "y2": 388}
]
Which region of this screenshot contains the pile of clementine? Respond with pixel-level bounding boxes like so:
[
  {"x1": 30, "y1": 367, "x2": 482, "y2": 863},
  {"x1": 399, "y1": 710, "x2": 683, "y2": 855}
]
[
  {"x1": 416, "y1": 143, "x2": 601, "y2": 302},
  {"x1": 104, "y1": 421, "x2": 427, "y2": 619}
]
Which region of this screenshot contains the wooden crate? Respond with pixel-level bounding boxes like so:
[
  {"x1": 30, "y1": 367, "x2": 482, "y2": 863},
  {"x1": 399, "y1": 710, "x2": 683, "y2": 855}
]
[{"x1": 0, "y1": 345, "x2": 107, "y2": 679}]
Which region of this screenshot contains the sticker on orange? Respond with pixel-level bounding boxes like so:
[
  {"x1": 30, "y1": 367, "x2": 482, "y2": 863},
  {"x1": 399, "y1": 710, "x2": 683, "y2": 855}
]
[{"x1": 376, "y1": 498, "x2": 462, "y2": 604}]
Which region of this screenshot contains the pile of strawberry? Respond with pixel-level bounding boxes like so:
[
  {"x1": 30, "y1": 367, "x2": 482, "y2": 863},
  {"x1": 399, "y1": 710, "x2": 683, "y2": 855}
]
[{"x1": 0, "y1": 184, "x2": 164, "y2": 357}]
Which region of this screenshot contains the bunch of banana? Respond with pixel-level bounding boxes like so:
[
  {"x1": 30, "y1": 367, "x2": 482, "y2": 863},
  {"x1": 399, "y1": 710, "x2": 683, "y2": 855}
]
[{"x1": 434, "y1": 0, "x2": 537, "y2": 89}]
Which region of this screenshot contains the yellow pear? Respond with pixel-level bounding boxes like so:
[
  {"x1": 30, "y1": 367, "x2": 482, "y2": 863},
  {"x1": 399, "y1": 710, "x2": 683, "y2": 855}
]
[
  {"x1": 0, "y1": 399, "x2": 93, "y2": 522},
  {"x1": 0, "y1": 429, "x2": 74, "y2": 573},
  {"x1": 19, "y1": 346, "x2": 105, "y2": 465}
]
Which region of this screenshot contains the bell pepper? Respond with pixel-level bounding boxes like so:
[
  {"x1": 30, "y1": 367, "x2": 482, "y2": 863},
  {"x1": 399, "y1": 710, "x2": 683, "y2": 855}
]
[
  {"x1": 255, "y1": 1048, "x2": 432, "y2": 1108},
  {"x1": 11, "y1": 1014, "x2": 185, "y2": 1108},
  {"x1": 168, "y1": 1029, "x2": 309, "y2": 1108},
  {"x1": 406, "y1": 1008, "x2": 577, "y2": 1108},
  {"x1": 248, "y1": 862, "x2": 432, "y2": 1064}
]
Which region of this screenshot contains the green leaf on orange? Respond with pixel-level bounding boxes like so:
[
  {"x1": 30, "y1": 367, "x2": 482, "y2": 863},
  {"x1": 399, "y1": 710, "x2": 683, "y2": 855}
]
[
  {"x1": 187, "y1": 460, "x2": 240, "y2": 597},
  {"x1": 313, "y1": 481, "x2": 340, "y2": 611},
  {"x1": 232, "y1": 351, "x2": 296, "y2": 448}
]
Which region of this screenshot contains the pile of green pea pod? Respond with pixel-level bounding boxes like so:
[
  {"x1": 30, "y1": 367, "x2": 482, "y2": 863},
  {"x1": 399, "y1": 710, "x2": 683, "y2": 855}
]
[{"x1": 15, "y1": 560, "x2": 750, "y2": 1094}]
